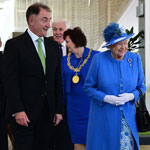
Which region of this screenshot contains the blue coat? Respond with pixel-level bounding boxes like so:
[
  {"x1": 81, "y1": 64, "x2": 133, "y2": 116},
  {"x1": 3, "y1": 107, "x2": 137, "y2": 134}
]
[
  {"x1": 83, "y1": 50, "x2": 146, "y2": 150},
  {"x1": 61, "y1": 47, "x2": 99, "y2": 143}
]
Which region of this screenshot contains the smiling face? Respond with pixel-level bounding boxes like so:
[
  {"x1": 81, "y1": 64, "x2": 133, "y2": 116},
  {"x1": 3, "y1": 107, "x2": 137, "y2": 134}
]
[
  {"x1": 52, "y1": 22, "x2": 67, "y2": 44},
  {"x1": 110, "y1": 39, "x2": 128, "y2": 61},
  {"x1": 28, "y1": 8, "x2": 51, "y2": 37},
  {"x1": 65, "y1": 35, "x2": 76, "y2": 52}
]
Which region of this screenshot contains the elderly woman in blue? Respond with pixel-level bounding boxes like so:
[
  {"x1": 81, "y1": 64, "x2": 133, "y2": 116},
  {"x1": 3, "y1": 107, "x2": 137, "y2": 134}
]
[
  {"x1": 83, "y1": 23, "x2": 146, "y2": 150},
  {"x1": 61, "y1": 27, "x2": 98, "y2": 150}
]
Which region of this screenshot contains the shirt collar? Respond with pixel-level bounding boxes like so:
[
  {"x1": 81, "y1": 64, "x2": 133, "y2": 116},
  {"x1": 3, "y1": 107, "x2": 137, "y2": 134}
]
[
  {"x1": 27, "y1": 28, "x2": 44, "y2": 42},
  {"x1": 60, "y1": 41, "x2": 66, "y2": 47}
]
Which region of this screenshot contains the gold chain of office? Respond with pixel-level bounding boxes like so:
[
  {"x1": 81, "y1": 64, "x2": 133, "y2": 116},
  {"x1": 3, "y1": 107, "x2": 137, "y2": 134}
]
[
  {"x1": 67, "y1": 48, "x2": 93, "y2": 72},
  {"x1": 67, "y1": 48, "x2": 93, "y2": 84}
]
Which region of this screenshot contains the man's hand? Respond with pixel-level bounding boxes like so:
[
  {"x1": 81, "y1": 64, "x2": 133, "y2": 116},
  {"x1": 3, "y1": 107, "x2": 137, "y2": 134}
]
[
  {"x1": 53, "y1": 114, "x2": 63, "y2": 126},
  {"x1": 15, "y1": 111, "x2": 30, "y2": 127}
]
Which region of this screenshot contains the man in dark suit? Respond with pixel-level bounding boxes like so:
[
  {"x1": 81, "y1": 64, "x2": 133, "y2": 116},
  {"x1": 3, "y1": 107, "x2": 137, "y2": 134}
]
[
  {"x1": 3, "y1": 3, "x2": 63, "y2": 150},
  {"x1": 51, "y1": 19, "x2": 74, "y2": 150},
  {"x1": 0, "y1": 41, "x2": 8, "y2": 150}
]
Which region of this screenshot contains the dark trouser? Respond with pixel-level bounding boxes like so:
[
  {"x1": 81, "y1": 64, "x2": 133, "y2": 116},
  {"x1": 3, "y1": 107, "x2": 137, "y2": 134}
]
[
  {"x1": 55, "y1": 112, "x2": 74, "y2": 150},
  {"x1": 10, "y1": 105, "x2": 55, "y2": 150},
  {"x1": 0, "y1": 114, "x2": 8, "y2": 150}
]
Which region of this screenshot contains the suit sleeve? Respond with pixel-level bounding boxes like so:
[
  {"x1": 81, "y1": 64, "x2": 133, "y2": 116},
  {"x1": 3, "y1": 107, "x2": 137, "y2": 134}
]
[
  {"x1": 2, "y1": 39, "x2": 24, "y2": 115},
  {"x1": 54, "y1": 44, "x2": 64, "y2": 114},
  {"x1": 0, "y1": 52, "x2": 6, "y2": 114}
]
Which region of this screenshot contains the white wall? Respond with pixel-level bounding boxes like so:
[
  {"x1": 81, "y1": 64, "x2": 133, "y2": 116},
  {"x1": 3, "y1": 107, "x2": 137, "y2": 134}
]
[
  {"x1": 118, "y1": 0, "x2": 138, "y2": 35},
  {"x1": 100, "y1": 0, "x2": 138, "y2": 51},
  {"x1": 0, "y1": 0, "x2": 14, "y2": 51}
]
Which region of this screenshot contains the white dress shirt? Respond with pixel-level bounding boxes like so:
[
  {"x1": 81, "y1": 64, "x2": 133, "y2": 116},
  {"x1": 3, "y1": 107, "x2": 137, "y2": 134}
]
[
  {"x1": 61, "y1": 41, "x2": 67, "y2": 56},
  {"x1": 27, "y1": 28, "x2": 46, "y2": 57}
]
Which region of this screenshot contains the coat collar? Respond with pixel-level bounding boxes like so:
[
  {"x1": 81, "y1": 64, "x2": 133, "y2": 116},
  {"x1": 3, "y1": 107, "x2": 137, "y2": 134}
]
[
  {"x1": 107, "y1": 49, "x2": 130, "y2": 63},
  {"x1": 69, "y1": 47, "x2": 90, "y2": 59}
]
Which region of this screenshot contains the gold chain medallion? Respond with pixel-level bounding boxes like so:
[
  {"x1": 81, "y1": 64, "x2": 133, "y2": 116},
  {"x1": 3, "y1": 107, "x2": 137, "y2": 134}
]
[
  {"x1": 67, "y1": 48, "x2": 92, "y2": 84},
  {"x1": 72, "y1": 75, "x2": 79, "y2": 83}
]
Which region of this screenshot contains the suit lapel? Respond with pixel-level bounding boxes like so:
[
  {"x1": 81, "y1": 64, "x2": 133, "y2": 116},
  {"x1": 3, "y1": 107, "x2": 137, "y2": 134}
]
[
  {"x1": 24, "y1": 31, "x2": 45, "y2": 74},
  {"x1": 44, "y1": 37, "x2": 54, "y2": 75}
]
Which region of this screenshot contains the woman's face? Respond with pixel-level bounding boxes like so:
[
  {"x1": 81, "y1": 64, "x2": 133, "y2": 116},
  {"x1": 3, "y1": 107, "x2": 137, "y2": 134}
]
[
  {"x1": 110, "y1": 39, "x2": 128, "y2": 61},
  {"x1": 65, "y1": 35, "x2": 76, "y2": 52}
]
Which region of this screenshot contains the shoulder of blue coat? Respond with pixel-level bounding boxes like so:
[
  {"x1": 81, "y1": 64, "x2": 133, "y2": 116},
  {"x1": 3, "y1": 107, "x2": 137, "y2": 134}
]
[
  {"x1": 90, "y1": 51, "x2": 102, "y2": 61},
  {"x1": 95, "y1": 50, "x2": 110, "y2": 57},
  {"x1": 83, "y1": 47, "x2": 99, "y2": 58},
  {"x1": 91, "y1": 49, "x2": 100, "y2": 54},
  {"x1": 125, "y1": 51, "x2": 140, "y2": 59}
]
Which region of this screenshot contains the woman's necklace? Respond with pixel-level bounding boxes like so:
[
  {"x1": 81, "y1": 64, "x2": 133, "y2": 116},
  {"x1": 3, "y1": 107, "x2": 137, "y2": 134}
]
[{"x1": 67, "y1": 48, "x2": 92, "y2": 84}]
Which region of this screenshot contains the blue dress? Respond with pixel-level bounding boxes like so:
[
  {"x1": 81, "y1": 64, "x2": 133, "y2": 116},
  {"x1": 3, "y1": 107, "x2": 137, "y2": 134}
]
[
  {"x1": 61, "y1": 47, "x2": 99, "y2": 144},
  {"x1": 83, "y1": 50, "x2": 146, "y2": 150}
]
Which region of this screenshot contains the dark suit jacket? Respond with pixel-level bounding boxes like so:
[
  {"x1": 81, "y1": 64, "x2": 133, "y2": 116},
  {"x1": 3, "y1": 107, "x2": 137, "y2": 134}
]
[
  {"x1": 0, "y1": 52, "x2": 8, "y2": 150},
  {"x1": 3, "y1": 30, "x2": 63, "y2": 121},
  {"x1": 49, "y1": 36, "x2": 69, "y2": 56},
  {"x1": 0, "y1": 52, "x2": 6, "y2": 114}
]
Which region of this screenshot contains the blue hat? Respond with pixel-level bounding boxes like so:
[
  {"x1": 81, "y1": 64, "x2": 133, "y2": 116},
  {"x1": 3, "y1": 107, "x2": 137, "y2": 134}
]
[{"x1": 102, "y1": 23, "x2": 134, "y2": 48}]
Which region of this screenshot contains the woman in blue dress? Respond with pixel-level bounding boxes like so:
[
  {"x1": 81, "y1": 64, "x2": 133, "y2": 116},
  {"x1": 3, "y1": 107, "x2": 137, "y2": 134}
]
[
  {"x1": 83, "y1": 23, "x2": 146, "y2": 150},
  {"x1": 61, "y1": 27, "x2": 99, "y2": 150}
]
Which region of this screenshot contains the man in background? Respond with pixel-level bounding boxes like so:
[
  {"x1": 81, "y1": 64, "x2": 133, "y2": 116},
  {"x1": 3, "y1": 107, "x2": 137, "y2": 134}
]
[
  {"x1": 51, "y1": 19, "x2": 70, "y2": 56},
  {"x1": 51, "y1": 19, "x2": 74, "y2": 150},
  {"x1": 3, "y1": 3, "x2": 63, "y2": 150}
]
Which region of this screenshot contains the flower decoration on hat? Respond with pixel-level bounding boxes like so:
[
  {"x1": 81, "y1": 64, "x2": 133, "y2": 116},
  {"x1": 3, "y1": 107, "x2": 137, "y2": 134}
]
[
  {"x1": 103, "y1": 23, "x2": 123, "y2": 42},
  {"x1": 102, "y1": 23, "x2": 134, "y2": 48}
]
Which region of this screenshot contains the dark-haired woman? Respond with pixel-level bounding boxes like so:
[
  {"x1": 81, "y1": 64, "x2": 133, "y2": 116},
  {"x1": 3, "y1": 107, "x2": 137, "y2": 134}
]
[
  {"x1": 61, "y1": 27, "x2": 99, "y2": 150},
  {"x1": 83, "y1": 23, "x2": 146, "y2": 150}
]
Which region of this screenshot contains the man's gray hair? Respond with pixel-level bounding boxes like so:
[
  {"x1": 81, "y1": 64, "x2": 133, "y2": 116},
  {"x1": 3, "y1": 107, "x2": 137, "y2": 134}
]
[{"x1": 52, "y1": 19, "x2": 70, "y2": 29}]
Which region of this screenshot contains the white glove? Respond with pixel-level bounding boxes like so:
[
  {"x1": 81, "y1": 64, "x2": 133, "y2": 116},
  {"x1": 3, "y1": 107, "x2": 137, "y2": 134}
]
[
  {"x1": 118, "y1": 93, "x2": 134, "y2": 103},
  {"x1": 103, "y1": 95, "x2": 125, "y2": 106}
]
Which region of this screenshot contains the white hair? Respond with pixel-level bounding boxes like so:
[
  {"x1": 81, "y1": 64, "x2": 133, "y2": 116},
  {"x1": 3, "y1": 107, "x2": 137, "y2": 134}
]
[{"x1": 52, "y1": 19, "x2": 70, "y2": 29}]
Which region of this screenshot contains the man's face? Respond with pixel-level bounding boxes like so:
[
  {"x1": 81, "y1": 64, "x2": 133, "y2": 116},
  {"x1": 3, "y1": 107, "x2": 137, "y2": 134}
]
[
  {"x1": 52, "y1": 22, "x2": 66, "y2": 44},
  {"x1": 29, "y1": 8, "x2": 51, "y2": 37}
]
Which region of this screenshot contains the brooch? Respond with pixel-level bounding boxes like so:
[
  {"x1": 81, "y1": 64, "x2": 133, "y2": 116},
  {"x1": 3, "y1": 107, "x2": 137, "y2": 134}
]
[{"x1": 128, "y1": 58, "x2": 132, "y2": 66}]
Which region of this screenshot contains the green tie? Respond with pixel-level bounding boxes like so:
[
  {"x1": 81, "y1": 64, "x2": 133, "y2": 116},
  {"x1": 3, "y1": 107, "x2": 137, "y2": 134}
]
[{"x1": 36, "y1": 38, "x2": 46, "y2": 74}]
